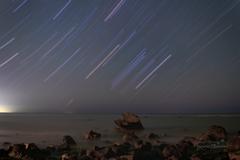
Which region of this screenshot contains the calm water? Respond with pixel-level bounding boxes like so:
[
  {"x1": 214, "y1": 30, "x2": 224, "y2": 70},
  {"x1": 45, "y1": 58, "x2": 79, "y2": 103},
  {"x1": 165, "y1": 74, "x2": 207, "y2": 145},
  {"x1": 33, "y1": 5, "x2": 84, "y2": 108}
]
[{"x1": 0, "y1": 113, "x2": 239, "y2": 150}]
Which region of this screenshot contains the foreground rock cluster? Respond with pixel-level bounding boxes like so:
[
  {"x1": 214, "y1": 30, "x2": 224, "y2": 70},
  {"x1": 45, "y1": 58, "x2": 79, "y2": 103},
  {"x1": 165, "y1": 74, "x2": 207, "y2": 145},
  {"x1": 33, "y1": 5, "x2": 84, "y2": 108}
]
[{"x1": 0, "y1": 112, "x2": 240, "y2": 160}]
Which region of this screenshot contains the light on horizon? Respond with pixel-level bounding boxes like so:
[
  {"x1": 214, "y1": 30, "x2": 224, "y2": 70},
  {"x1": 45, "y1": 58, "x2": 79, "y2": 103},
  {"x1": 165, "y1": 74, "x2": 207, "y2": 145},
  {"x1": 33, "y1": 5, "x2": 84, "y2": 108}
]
[{"x1": 0, "y1": 106, "x2": 12, "y2": 113}]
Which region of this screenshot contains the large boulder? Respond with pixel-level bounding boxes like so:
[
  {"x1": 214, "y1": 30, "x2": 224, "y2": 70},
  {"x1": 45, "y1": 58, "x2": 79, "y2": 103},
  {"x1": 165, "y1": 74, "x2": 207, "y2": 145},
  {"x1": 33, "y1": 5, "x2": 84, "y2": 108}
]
[
  {"x1": 8, "y1": 143, "x2": 43, "y2": 159},
  {"x1": 207, "y1": 125, "x2": 227, "y2": 139},
  {"x1": 228, "y1": 150, "x2": 240, "y2": 160},
  {"x1": 83, "y1": 130, "x2": 101, "y2": 139},
  {"x1": 114, "y1": 112, "x2": 144, "y2": 130},
  {"x1": 8, "y1": 144, "x2": 30, "y2": 159},
  {"x1": 62, "y1": 135, "x2": 76, "y2": 145},
  {"x1": 123, "y1": 131, "x2": 139, "y2": 141},
  {"x1": 227, "y1": 135, "x2": 240, "y2": 150}
]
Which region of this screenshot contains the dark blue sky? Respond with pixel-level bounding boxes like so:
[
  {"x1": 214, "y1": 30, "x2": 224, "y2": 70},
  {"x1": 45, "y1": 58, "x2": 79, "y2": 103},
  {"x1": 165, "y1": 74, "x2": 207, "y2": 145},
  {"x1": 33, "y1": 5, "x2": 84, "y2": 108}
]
[{"x1": 0, "y1": 0, "x2": 240, "y2": 113}]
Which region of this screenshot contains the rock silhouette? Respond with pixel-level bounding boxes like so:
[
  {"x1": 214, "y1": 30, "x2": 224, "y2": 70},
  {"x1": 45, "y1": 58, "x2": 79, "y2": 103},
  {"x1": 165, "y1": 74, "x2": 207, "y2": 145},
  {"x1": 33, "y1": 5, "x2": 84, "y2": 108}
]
[
  {"x1": 62, "y1": 135, "x2": 76, "y2": 145},
  {"x1": 227, "y1": 135, "x2": 240, "y2": 150},
  {"x1": 83, "y1": 130, "x2": 101, "y2": 139},
  {"x1": 114, "y1": 111, "x2": 144, "y2": 130},
  {"x1": 207, "y1": 125, "x2": 227, "y2": 139}
]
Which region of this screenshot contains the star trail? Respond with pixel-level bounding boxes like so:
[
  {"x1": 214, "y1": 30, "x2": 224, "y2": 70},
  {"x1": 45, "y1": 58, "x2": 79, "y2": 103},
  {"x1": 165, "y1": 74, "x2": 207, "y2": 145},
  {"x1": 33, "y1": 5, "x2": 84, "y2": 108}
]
[{"x1": 0, "y1": 0, "x2": 240, "y2": 113}]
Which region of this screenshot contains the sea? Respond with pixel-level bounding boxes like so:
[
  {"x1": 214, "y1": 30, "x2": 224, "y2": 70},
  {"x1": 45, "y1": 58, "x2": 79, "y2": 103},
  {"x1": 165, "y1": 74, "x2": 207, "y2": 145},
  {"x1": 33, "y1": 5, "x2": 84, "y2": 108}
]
[{"x1": 0, "y1": 113, "x2": 239, "y2": 151}]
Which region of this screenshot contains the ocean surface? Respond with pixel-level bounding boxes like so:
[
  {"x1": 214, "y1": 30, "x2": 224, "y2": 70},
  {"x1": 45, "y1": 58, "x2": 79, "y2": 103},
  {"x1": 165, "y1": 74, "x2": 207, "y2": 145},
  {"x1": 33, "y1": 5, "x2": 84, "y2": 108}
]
[{"x1": 0, "y1": 113, "x2": 239, "y2": 150}]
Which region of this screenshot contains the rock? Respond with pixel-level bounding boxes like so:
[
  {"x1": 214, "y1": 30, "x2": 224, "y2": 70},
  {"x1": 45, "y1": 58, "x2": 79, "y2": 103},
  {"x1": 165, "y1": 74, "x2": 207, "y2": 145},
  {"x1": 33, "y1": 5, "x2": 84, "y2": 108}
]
[
  {"x1": 227, "y1": 135, "x2": 240, "y2": 150},
  {"x1": 85, "y1": 145, "x2": 102, "y2": 158},
  {"x1": 160, "y1": 133, "x2": 167, "y2": 136},
  {"x1": 41, "y1": 149, "x2": 51, "y2": 156},
  {"x1": 162, "y1": 143, "x2": 187, "y2": 159},
  {"x1": 83, "y1": 130, "x2": 101, "y2": 139},
  {"x1": 134, "y1": 140, "x2": 152, "y2": 150},
  {"x1": 207, "y1": 125, "x2": 227, "y2": 139},
  {"x1": 8, "y1": 144, "x2": 30, "y2": 159},
  {"x1": 79, "y1": 155, "x2": 92, "y2": 160},
  {"x1": 153, "y1": 141, "x2": 168, "y2": 150},
  {"x1": 190, "y1": 155, "x2": 203, "y2": 160},
  {"x1": 128, "y1": 149, "x2": 160, "y2": 159},
  {"x1": 62, "y1": 135, "x2": 76, "y2": 145},
  {"x1": 108, "y1": 158, "x2": 121, "y2": 160},
  {"x1": 79, "y1": 150, "x2": 86, "y2": 157},
  {"x1": 0, "y1": 149, "x2": 7, "y2": 157},
  {"x1": 2, "y1": 142, "x2": 11, "y2": 145},
  {"x1": 179, "y1": 136, "x2": 198, "y2": 147},
  {"x1": 85, "y1": 145, "x2": 115, "y2": 159},
  {"x1": 102, "y1": 146, "x2": 122, "y2": 158},
  {"x1": 114, "y1": 112, "x2": 144, "y2": 130},
  {"x1": 114, "y1": 141, "x2": 131, "y2": 151},
  {"x1": 123, "y1": 131, "x2": 139, "y2": 141},
  {"x1": 22, "y1": 154, "x2": 34, "y2": 160},
  {"x1": 57, "y1": 143, "x2": 71, "y2": 152},
  {"x1": 46, "y1": 144, "x2": 56, "y2": 152},
  {"x1": 228, "y1": 150, "x2": 240, "y2": 160},
  {"x1": 5, "y1": 146, "x2": 13, "y2": 154},
  {"x1": 61, "y1": 153, "x2": 78, "y2": 160},
  {"x1": 84, "y1": 144, "x2": 129, "y2": 159},
  {"x1": 190, "y1": 155, "x2": 201, "y2": 160},
  {"x1": 7, "y1": 143, "x2": 45, "y2": 159},
  {"x1": 42, "y1": 157, "x2": 58, "y2": 160},
  {"x1": 142, "y1": 132, "x2": 158, "y2": 139},
  {"x1": 25, "y1": 143, "x2": 42, "y2": 157},
  {"x1": 106, "y1": 145, "x2": 128, "y2": 157},
  {"x1": 120, "y1": 155, "x2": 135, "y2": 160},
  {"x1": 196, "y1": 133, "x2": 216, "y2": 144}
]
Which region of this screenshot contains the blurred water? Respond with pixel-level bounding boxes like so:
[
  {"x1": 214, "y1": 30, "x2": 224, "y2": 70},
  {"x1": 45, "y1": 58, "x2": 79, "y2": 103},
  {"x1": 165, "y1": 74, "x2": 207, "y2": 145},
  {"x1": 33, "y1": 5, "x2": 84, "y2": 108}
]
[{"x1": 0, "y1": 113, "x2": 239, "y2": 150}]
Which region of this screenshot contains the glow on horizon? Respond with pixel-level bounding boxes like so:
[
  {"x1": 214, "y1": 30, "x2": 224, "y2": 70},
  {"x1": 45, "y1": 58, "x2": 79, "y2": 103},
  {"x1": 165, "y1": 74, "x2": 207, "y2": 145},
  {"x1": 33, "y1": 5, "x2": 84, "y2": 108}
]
[{"x1": 0, "y1": 106, "x2": 12, "y2": 113}]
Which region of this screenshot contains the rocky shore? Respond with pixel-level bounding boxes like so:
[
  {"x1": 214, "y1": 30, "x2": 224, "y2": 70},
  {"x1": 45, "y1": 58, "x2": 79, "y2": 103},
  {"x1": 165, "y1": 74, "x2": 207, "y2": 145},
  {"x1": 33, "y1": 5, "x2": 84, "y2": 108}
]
[{"x1": 0, "y1": 112, "x2": 239, "y2": 160}]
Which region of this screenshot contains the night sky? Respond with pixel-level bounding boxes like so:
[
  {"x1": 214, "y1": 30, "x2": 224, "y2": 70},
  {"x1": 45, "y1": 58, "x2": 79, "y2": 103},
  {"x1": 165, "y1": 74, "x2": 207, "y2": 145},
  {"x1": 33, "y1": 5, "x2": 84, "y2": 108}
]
[{"x1": 0, "y1": 0, "x2": 240, "y2": 113}]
